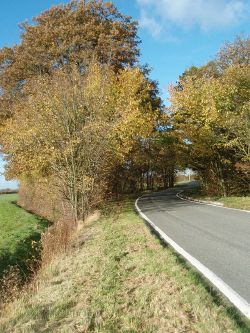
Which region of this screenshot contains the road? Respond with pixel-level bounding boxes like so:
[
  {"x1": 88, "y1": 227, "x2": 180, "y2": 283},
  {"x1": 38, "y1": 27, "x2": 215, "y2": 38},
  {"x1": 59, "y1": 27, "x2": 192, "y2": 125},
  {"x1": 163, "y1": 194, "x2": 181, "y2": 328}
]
[{"x1": 136, "y1": 184, "x2": 250, "y2": 318}]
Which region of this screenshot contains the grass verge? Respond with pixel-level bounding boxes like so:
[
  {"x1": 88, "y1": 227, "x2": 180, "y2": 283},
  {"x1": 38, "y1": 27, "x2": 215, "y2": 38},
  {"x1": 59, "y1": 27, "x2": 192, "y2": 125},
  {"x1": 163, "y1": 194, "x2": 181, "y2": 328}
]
[
  {"x1": 183, "y1": 188, "x2": 250, "y2": 211},
  {"x1": 0, "y1": 194, "x2": 49, "y2": 278},
  {"x1": 0, "y1": 199, "x2": 249, "y2": 332}
]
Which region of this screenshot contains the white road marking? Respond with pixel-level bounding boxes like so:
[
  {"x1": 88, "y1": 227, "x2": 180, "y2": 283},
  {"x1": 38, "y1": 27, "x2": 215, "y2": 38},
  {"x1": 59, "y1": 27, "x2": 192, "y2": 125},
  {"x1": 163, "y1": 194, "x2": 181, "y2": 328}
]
[
  {"x1": 176, "y1": 191, "x2": 250, "y2": 214},
  {"x1": 135, "y1": 196, "x2": 250, "y2": 319}
]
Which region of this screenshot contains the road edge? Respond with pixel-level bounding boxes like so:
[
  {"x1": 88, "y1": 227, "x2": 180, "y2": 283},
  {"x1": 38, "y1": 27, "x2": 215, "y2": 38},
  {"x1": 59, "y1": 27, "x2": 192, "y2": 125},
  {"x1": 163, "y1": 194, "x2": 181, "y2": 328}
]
[
  {"x1": 177, "y1": 191, "x2": 224, "y2": 206},
  {"x1": 135, "y1": 196, "x2": 250, "y2": 320},
  {"x1": 177, "y1": 191, "x2": 250, "y2": 213}
]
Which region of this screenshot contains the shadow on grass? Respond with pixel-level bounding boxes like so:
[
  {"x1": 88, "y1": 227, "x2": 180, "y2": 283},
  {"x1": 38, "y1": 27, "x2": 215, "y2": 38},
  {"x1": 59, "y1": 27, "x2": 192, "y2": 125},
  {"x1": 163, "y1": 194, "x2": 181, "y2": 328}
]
[{"x1": 0, "y1": 202, "x2": 51, "y2": 281}]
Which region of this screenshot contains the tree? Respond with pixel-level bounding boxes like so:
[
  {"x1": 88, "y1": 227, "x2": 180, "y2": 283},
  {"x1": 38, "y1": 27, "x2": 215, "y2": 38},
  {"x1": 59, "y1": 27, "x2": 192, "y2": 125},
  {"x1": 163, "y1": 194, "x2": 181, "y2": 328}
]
[
  {"x1": 217, "y1": 36, "x2": 250, "y2": 70},
  {"x1": 0, "y1": 63, "x2": 158, "y2": 221},
  {"x1": 170, "y1": 48, "x2": 250, "y2": 196},
  {"x1": 109, "y1": 131, "x2": 176, "y2": 195},
  {"x1": 0, "y1": 0, "x2": 140, "y2": 118}
]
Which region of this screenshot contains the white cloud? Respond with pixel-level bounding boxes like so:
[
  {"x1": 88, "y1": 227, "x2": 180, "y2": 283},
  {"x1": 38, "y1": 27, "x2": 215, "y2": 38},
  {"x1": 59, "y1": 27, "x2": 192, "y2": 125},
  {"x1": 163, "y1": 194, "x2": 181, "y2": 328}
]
[
  {"x1": 137, "y1": 0, "x2": 249, "y2": 37},
  {"x1": 140, "y1": 11, "x2": 163, "y2": 38}
]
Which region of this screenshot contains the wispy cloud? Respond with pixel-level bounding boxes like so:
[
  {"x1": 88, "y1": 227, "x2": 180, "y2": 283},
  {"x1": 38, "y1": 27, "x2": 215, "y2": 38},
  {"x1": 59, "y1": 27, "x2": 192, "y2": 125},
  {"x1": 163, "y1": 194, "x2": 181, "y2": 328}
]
[
  {"x1": 137, "y1": 0, "x2": 249, "y2": 38},
  {"x1": 140, "y1": 11, "x2": 163, "y2": 38}
]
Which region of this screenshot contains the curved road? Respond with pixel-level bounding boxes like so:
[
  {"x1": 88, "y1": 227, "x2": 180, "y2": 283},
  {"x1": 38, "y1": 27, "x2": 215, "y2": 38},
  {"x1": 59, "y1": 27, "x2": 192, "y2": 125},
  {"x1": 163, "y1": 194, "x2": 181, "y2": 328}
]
[{"x1": 136, "y1": 184, "x2": 250, "y2": 318}]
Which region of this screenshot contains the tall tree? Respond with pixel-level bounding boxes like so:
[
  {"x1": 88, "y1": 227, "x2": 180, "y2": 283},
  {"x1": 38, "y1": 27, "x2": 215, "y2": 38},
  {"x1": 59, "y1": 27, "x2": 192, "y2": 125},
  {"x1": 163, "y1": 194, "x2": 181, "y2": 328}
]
[
  {"x1": 0, "y1": 0, "x2": 140, "y2": 118},
  {"x1": 1, "y1": 63, "x2": 158, "y2": 221},
  {"x1": 170, "y1": 37, "x2": 250, "y2": 195}
]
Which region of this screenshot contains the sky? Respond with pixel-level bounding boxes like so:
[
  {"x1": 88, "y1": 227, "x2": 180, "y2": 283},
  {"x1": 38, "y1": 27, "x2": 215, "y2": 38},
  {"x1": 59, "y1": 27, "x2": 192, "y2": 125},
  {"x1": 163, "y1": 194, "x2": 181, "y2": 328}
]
[{"x1": 0, "y1": 0, "x2": 249, "y2": 189}]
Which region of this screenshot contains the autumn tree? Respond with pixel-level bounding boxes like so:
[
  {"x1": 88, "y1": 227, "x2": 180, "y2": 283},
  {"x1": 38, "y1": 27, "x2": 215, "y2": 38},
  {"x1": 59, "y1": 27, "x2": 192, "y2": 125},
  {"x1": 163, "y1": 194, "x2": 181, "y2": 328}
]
[
  {"x1": 170, "y1": 37, "x2": 250, "y2": 196},
  {"x1": 0, "y1": 0, "x2": 140, "y2": 118},
  {"x1": 1, "y1": 63, "x2": 159, "y2": 221},
  {"x1": 0, "y1": 0, "x2": 177, "y2": 227},
  {"x1": 109, "y1": 130, "x2": 176, "y2": 195},
  {"x1": 217, "y1": 36, "x2": 250, "y2": 70}
]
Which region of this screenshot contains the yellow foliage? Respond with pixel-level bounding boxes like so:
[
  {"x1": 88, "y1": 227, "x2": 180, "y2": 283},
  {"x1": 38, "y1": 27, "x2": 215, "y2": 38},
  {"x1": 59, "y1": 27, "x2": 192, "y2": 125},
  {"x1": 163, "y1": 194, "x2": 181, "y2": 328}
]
[{"x1": 0, "y1": 63, "x2": 158, "y2": 219}]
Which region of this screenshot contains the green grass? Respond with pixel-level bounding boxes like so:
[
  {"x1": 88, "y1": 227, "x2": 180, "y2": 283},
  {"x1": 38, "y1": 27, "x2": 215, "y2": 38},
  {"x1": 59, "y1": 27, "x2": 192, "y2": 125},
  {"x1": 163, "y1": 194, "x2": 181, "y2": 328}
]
[
  {"x1": 0, "y1": 194, "x2": 49, "y2": 278},
  {"x1": 209, "y1": 197, "x2": 250, "y2": 210},
  {"x1": 0, "y1": 199, "x2": 249, "y2": 332},
  {"x1": 183, "y1": 188, "x2": 250, "y2": 211}
]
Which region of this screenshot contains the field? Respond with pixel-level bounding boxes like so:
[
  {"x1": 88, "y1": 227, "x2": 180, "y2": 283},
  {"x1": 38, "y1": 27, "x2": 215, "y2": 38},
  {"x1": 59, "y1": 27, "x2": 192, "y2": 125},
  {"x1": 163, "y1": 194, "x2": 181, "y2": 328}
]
[
  {"x1": 0, "y1": 199, "x2": 249, "y2": 332},
  {"x1": 0, "y1": 194, "x2": 49, "y2": 278}
]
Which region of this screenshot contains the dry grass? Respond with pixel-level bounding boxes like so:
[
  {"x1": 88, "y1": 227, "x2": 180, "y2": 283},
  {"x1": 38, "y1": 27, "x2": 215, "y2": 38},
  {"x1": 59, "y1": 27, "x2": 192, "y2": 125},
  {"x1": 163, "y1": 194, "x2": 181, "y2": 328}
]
[
  {"x1": 0, "y1": 266, "x2": 23, "y2": 305},
  {"x1": 0, "y1": 200, "x2": 249, "y2": 333},
  {"x1": 41, "y1": 219, "x2": 77, "y2": 267}
]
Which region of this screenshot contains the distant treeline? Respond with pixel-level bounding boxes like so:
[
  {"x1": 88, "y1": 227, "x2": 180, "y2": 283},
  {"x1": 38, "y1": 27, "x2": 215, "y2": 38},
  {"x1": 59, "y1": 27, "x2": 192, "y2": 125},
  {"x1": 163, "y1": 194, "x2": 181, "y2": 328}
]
[{"x1": 0, "y1": 189, "x2": 18, "y2": 195}]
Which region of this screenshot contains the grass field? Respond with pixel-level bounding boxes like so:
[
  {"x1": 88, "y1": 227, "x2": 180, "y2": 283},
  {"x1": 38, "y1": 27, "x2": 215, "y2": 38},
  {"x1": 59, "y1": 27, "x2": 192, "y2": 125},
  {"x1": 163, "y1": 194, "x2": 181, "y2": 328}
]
[
  {"x1": 0, "y1": 194, "x2": 49, "y2": 278},
  {"x1": 1, "y1": 199, "x2": 249, "y2": 332}
]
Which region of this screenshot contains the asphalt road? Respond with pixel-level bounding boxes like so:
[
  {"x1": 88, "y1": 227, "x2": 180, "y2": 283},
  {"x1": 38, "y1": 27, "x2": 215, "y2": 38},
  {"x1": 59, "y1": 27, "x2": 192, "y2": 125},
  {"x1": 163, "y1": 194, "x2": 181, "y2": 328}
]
[{"x1": 136, "y1": 183, "x2": 250, "y2": 315}]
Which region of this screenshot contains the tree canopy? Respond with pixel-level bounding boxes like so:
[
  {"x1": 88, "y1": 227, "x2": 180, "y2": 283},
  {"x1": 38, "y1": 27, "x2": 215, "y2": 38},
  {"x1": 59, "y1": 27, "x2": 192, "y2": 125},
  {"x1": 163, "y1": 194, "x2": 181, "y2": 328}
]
[
  {"x1": 1, "y1": 1, "x2": 248, "y2": 226},
  {"x1": 0, "y1": 0, "x2": 140, "y2": 118},
  {"x1": 170, "y1": 36, "x2": 250, "y2": 195}
]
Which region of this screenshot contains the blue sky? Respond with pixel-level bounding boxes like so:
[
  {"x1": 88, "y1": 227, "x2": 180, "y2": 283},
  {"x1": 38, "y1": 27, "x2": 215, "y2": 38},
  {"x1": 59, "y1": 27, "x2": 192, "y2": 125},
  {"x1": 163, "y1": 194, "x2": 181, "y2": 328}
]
[{"x1": 0, "y1": 0, "x2": 249, "y2": 188}]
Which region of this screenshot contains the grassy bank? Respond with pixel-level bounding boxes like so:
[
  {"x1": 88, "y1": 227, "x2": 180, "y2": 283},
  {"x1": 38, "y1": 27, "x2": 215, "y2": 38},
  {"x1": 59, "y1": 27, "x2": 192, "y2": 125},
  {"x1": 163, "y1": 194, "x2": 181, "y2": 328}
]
[
  {"x1": 183, "y1": 188, "x2": 250, "y2": 211},
  {"x1": 209, "y1": 196, "x2": 250, "y2": 210},
  {"x1": 0, "y1": 194, "x2": 49, "y2": 278},
  {"x1": 0, "y1": 199, "x2": 249, "y2": 332}
]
